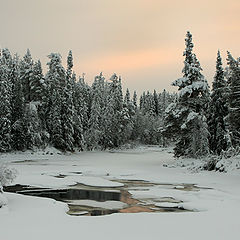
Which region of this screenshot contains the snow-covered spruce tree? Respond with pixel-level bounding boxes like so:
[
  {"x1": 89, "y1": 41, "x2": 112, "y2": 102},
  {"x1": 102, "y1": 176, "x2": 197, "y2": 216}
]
[
  {"x1": 165, "y1": 31, "x2": 210, "y2": 158},
  {"x1": 208, "y1": 51, "x2": 229, "y2": 154},
  {"x1": 73, "y1": 74, "x2": 91, "y2": 150},
  {"x1": 23, "y1": 102, "x2": 43, "y2": 149},
  {"x1": 139, "y1": 92, "x2": 145, "y2": 110},
  {"x1": 60, "y1": 50, "x2": 75, "y2": 151},
  {"x1": 86, "y1": 73, "x2": 106, "y2": 150},
  {"x1": 130, "y1": 91, "x2": 139, "y2": 141},
  {"x1": 227, "y1": 52, "x2": 240, "y2": 147},
  {"x1": 124, "y1": 88, "x2": 130, "y2": 105},
  {"x1": 159, "y1": 89, "x2": 168, "y2": 118},
  {"x1": 31, "y1": 60, "x2": 49, "y2": 147},
  {"x1": 72, "y1": 74, "x2": 85, "y2": 150},
  {"x1": 0, "y1": 49, "x2": 13, "y2": 152},
  {"x1": 45, "y1": 53, "x2": 65, "y2": 150},
  {"x1": 11, "y1": 54, "x2": 27, "y2": 150},
  {"x1": 141, "y1": 91, "x2": 155, "y2": 116},
  {"x1": 135, "y1": 90, "x2": 162, "y2": 144},
  {"x1": 132, "y1": 91, "x2": 137, "y2": 110},
  {"x1": 153, "y1": 89, "x2": 159, "y2": 116},
  {"x1": 122, "y1": 88, "x2": 136, "y2": 141},
  {"x1": 19, "y1": 49, "x2": 33, "y2": 103},
  {"x1": 29, "y1": 60, "x2": 45, "y2": 102},
  {"x1": 101, "y1": 74, "x2": 124, "y2": 148}
]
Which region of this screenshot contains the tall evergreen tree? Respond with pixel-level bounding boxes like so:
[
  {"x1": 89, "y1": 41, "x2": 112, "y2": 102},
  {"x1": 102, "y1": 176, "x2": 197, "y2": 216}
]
[
  {"x1": 101, "y1": 74, "x2": 124, "y2": 148},
  {"x1": 11, "y1": 54, "x2": 27, "y2": 150},
  {"x1": 153, "y1": 89, "x2": 159, "y2": 116},
  {"x1": 72, "y1": 74, "x2": 85, "y2": 150},
  {"x1": 132, "y1": 91, "x2": 137, "y2": 110},
  {"x1": 86, "y1": 73, "x2": 106, "y2": 149},
  {"x1": 29, "y1": 60, "x2": 44, "y2": 102},
  {"x1": 208, "y1": 51, "x2": 229, "y2": 154},
  {"x1": 0, "y1": 49, "x2": 13, "y2": 151},
  {"x1": 20, "y1": 49, "x2": 33, "y2": 103},
  {"x1": 61, "y1": 50, "x2": 75, "y2": 151},
  {"x1": 165, "y1": 31, "x2": 210, "y2": 157},
  {"x1": 124, "y1": 88, "x2": 130, "y2": 105},
  {"x1": 227, "y1": 51, "x2": 240, "y2": 147},
  {"x1": 45, "y1": 53, "x2": 66, "y2": 149}
]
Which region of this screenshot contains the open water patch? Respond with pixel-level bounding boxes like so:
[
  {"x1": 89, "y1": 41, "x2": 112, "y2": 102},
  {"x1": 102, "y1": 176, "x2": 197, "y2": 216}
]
[{"x1": 4, "y1": 179, "x2": 193, "y2": 216}]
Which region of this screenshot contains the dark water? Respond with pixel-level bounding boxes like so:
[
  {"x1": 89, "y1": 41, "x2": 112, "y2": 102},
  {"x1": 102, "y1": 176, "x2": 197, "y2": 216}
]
[{"x1": 4, "y1": 182, "x2": 191, "y2": 216}]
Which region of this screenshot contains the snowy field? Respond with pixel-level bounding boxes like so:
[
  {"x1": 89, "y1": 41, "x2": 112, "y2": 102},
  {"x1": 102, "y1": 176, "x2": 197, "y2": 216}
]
[{"x1": 1, "y1": 146, "x2": 240, "y2": 240}]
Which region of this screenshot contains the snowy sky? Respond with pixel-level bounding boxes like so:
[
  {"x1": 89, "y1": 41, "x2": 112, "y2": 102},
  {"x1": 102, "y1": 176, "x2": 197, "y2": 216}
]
[{"x1": 0, "y1": 0, "x2": 239, "y2": 93}]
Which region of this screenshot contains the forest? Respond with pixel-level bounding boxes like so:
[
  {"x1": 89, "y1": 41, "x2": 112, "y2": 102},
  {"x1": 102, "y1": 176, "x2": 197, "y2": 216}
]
[{"x1": 0, "y1": 31, "x2": 240, "y2": 160}]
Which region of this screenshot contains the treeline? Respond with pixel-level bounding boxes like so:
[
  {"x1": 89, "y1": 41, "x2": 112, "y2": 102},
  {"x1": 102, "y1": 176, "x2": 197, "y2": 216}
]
[
  {"x1": 164, "y1": 31, "x2": 240, "y2": 158},
  {"x1": 0, "y1": 49, "x2": 175, "y2": 152}
]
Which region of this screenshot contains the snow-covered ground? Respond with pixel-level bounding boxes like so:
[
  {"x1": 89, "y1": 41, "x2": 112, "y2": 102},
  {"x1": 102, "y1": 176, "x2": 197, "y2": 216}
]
[{"x1": 0, "y1": 146, "x2": 240, "y2": 240}]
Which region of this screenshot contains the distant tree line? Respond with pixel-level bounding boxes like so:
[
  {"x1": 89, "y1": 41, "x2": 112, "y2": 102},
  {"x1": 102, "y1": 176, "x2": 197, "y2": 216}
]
[
  {"x1": 0, "y1": 49, "x2": 175, "y2": 152},
  {"x1": 164, "y1": 31, "x2": 240, "y2": 158}
]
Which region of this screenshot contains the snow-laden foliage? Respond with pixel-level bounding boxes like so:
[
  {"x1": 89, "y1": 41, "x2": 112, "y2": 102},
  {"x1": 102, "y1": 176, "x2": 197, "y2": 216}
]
[
  {"x1": 207, "y1": 51, "x2": 229, "y2": 155},
  {"x1": 0, "y1": 49, "x2": 13, "y2": 152},
  {"x1": 165, "y1": 31, "x2": 210, "y2": 158},
  {"x1": 0, "y1": 47, "x2": 176, "y2": 152},
  {"x1": 0, "y1": 164, "x2": 17, "y2": 187},
  {"x1": 226, "y1": 52, "x2": 240, "y2": 147}
]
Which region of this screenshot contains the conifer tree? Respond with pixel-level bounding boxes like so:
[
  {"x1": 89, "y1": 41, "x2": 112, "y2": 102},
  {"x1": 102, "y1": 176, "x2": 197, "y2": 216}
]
[
  {"x1": 29, "y1": 60, "x2": 44, "y2": 102},
  {"x1": 0, "y1": 49, "x2": 13, "y2": 151},
  {"x1": 71, "y1": 73, "x2": 84, "y2": 150},
  {"x1": 132, "y1": 91, "x2": 137, "y2": 110},
  {"x1": 86, "y1": 73, "x2": 106, "y2": 149},
  {"x1": 11, "y1": 54, "x2": 27, "y2": 150},
  {"x1": 153, "y1": 89, "x2": 159, "y2": 116},
  {"x1": 124, "y1": 88, "x2": 130, "y2": 105},
  {"x1": 61, "y1": 50, "x2": 75, "y2": 151},
  {"x1": 24, "y1": 102, "x2": 43, "y2": 149},
  {"x1": 101, "y1": 74, "x2": 124, "y2": 148},
  {"x1": 45, "y1": 53, "x2": 65, "y2": 149},
  {"x1": 208, "y1": 51, "x2": 228, "y2": 154},
  {"x1": 227, "y1": 51, "x2": 240, "y2": 146},
  {"x1": 165, "y1": 31, "x2": 210, "y2": 157},
  {"x1": 20, "y1": 49, "x2": 33, "y2": 103}
]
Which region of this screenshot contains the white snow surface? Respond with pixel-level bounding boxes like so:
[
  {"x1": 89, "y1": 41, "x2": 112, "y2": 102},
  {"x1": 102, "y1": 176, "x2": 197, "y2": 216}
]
[{"x1": 0, "y1": 146, "x2": 240, "y2": 240}]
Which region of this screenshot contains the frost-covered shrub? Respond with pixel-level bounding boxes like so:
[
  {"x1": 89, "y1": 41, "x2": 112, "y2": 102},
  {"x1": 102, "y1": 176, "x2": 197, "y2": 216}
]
[
  {"x1": 0, "y1": 164, "x2": 17, "y2": 207},
  {"x1": 203, "y1": 156, "x2": 219, "y2": 171},
  {"x1": 221, "y1": 146, "x2": 240, "y2": 158},
  {"x1": 0, "y1": 164, "x2": 17, "y2": 187}
]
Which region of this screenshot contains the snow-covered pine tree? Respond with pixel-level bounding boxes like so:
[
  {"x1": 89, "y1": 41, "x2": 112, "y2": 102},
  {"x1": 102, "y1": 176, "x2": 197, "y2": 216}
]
[
  {"x1": 122, "y1": 88, "x2": 136, "y2": 141},
  {"x1": 166, "y1": 31, "x2": 210, "y2": 158},
  {"x1": 11, "y1": 54, "x2": 27, "y2": 150},
  {"x1": 124, "y1": 88, "x2": 130, "y2": 105},
  {"x1": 60, "y1": 50, "x2": 75, "y2": 151},
  {"x1": 0, "y1": 49, "x2": 13, "y2": 152},
  {"x1": 86, "y1": 72, "x2": 106, "y2": 150},
  {"x1": 208, "y1": 51, "x2": 228, "y2": 154},
  {"x1": 153, "y1": 89, "x2": 159, "y2": 116},
  {"x1": 77, "y1": 75, "x2": 90, "y2": 122},
  {"x1": 45, "y1": 53, "x2": 65, "y2": 150},
  {"x1": 158, "y1": 89, "x2": 167, "y2": 118},
  {"x1": 72, "y1": 73, "x2": 85, "y2": 150},
  {"x1": 24, "y1": 102, "x2": 43, "y2": 149},
  {"x1": 130, "y1": 91, "x2": 140, "y2": 140},
  {"x1": 29, "y1": 60, "x2": 45, "y2": 102},
  {"x1": 132, "y1": 91, "x2": 137, "y2": 110},
  {"x1": 19, "y1": 49, "x2": 33, "y2": 103},
  {"x1": 101, "y1": 74, "x2": 124, "y2": 148},
  {"x1": 140, "y1": 92, "x2": 146, "y2": 110},
  {"x1": 146, "y1": 91, "x2": 155, "y2": 116},
  {"x1": 227, "y1": 51, "x2": 240, "y2": 147}
]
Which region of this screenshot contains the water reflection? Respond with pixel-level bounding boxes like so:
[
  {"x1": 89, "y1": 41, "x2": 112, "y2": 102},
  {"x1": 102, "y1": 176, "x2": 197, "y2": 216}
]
[{"x1": 4, "y1": 181, "x2": 191, "y2": 216}]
